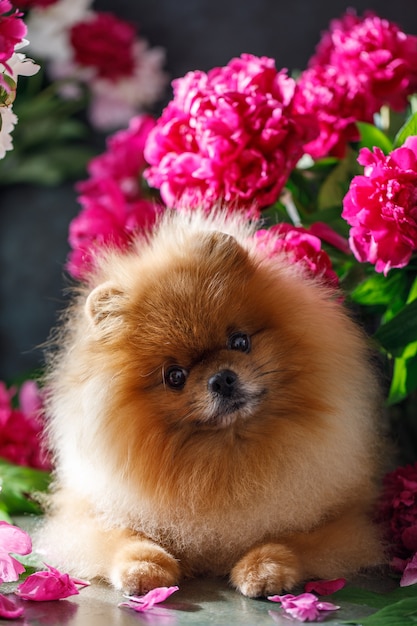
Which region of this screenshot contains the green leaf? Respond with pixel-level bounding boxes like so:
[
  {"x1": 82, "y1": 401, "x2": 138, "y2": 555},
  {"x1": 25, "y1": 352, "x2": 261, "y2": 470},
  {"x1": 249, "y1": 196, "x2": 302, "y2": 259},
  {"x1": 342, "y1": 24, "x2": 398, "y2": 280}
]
[
  {"x1": 350, "y1": 270, "x2": 409, "y2": 308},
  {"x1": 373, "y1": 299, "x2": 417, "y2": 353},
  {"x1": 0, "y1": 502, "x2": 13, "y2": 523},
  {"x1": 394, "y1": 111, "x2": 417, "y2": 148},
  {"x1": 357, "y1": 122, "x2": 393, "y2": 154},
  {"x1": 0, "y1": 459, "x2": 50, "y2": 517},
  {"x1": 13, "y1": 550, "x2": 44, "y2": 573},
  {"x1": 342, "y1": 597, "x2": 417, "y2": 626},
  {"x1": 0, "y1": 145, "x2": 94, "y2": 186},
  {"x1": 317, "y1": 152, "x2": 358, "y2": 210},
  {"x1": 388, "y1": 343, "x2": 417, "y2": 404},
  {"x1": 0, "y1": 74, "x2": 16, "y2": 107},
  {"x1": 333, "y1": 584, "x2": 417, "y2": 609}
]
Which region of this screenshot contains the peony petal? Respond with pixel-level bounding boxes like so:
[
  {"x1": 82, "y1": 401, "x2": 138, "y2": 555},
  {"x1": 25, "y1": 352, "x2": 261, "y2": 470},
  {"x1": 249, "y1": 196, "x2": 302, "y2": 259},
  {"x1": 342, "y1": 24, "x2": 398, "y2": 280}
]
[
  {"x1": 267, "y1": 591, "x2": 340, "y2": 622},
  {"x1": 400, "y1": 553, "x2": 417, "y2": 587},
  {"x1": 316, "y1": 601, "x2": 341, "y2": 611},
  {"x1": 0, "y1": 592, "x2": 24, "y2": 620},
  {"x1": 0, "y1": 522, "x2": 32, "y2": 556},
  {"x1": 0, "y1": 522, "x2": 32, "y2": 583},
  {"x1": 119, "y1": 586, "x2": 179, "y2": 612},
  {"x1": 267, "y1": 594, "x2": 286, "y2": 603},
  {"x1": 304, "y1": 577, "x2": 346, "y2": 595},
  {"x1": 15, "y1": 564, "x2": 90, "y2": 601}
]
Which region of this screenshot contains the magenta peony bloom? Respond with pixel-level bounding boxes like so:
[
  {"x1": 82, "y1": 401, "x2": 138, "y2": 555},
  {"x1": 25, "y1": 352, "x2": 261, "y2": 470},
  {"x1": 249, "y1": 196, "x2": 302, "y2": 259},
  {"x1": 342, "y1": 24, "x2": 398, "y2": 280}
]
[
  {"x1": 144, "y1": 54, "x2": 317, "y2": 213},
  {"x1": 88, "y1": 114, "x2": 155, "y2": 187},
  {"x1": 342, "y1": 136, "x2": 417, "y2": 274},
  {"x1": 70, "y1": 12, "x2": 136, "y2": 81},
  {"x1": 294, "y1": 65, "x2": 372, "y2": 159},
  {"x1": 268, "y1": 592, "x2": 339, "y2": 622},
  {"x1": 254, "y1": 223, "x2": 339, "y2": 288},
  {"x1": 377, "y1": 461, "x2": 417, "y2": 571},
  {"x1": 309, "y1": 10, "x2": 417, "y2": 113},
  {"x1": 68, "y1": 115, "x2": 163, "y2": 281},
  {"x1": 0, "y1": 381, "x2": 50, "y2": 471},
  {"x1": 0, "y1": 0, "x2": 27, "y2": 73}
]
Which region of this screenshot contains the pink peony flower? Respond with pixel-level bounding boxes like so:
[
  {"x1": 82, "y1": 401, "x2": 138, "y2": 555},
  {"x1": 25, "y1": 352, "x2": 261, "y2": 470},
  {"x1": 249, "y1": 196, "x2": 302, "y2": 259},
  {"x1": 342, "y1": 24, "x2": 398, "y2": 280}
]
[
  {"x1": 342, "y1": 136, "x2": 417, "y2": 275},
  {"x1": 15, "y1": 564, "x2": 89, "y2": 601},
  {"x1": 25, "y1": 0, "x2": 93, "y2": 64},
  {"x1": 268, "y1": 592, "x2": 340, "y2": 622},
  {"x1": 0, "y1": 380, "x2": 50, "y2": 471},
  {"x1": 144, "y1": 53, "x2": 317, "y2": 213},
  {"x1": 0, "y1": 521, "x2": 32, "y2": 583},
  {"x1": 294, "y1": 65, "x2": 371, "y2": 159},
  {"x1": 119, "y1": 586, "x2": 179, "y2": 612},
  {"x1": 27, "y1": 3, "x2": 167, "y2": 131},
  {"x1": 0, "y1": 0, "x2": 27, "y2": 74},
  {"x1": 309, "y1": 10, "x2": 417, "y2": 113},
  {"x1": 69, "y1": 11, "x2": 136, "y2": 81},
  {"x1": 377, "y1": 461, "x2": 417, "y2": 570},
  {"x1": 68, "y1": 115, "x2": 163, "y2": 281},
  {"x1": 86, "y1": 39, "x2": 167, "y2": 131},
  {"x1": 87, "y1": 114, "x2": 155, "y2": 185},
  {"x1": 254, "y1": 223, "x2": 339, "y2": 288}
]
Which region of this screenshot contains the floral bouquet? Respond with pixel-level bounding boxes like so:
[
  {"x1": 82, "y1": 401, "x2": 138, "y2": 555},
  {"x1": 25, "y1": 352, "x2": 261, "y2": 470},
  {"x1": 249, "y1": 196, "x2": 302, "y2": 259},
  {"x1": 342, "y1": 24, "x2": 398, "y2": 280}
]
[{"x1": 69, "y1": 10, "x2": 417, "y2": 415}]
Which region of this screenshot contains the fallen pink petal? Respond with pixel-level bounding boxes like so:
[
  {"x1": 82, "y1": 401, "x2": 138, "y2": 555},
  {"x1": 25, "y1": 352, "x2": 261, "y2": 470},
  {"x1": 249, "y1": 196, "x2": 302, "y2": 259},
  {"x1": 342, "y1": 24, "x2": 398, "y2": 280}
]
[
  {"x1": 0, "y1": 592, "x2": 24, "y2": 620},
  {"x1": 119, "y1": 585, "x2": 179, "y2": 612},
  {"x1": 15, "y1": 564, "x2": 90, "y2": 601},
  {"x1": 267, "y1": 592, "x2": 340, "y2": 622},
  {"x1": 0, "y1": 521, "x2": 32, "y2": 583},
  {"x1": 400, "y1": 552, "x2": 417, "y2": 586},
  {"x1": 304, "y1": 577, "x2": 346, "y2": 595}
]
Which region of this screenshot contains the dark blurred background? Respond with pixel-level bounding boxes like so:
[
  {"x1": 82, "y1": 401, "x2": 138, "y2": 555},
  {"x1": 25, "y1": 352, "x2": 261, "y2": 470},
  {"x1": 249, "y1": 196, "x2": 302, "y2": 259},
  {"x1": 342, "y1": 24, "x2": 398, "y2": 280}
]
[{"x1": 2, "y1": 0, "x2": 417, "y2": 381}]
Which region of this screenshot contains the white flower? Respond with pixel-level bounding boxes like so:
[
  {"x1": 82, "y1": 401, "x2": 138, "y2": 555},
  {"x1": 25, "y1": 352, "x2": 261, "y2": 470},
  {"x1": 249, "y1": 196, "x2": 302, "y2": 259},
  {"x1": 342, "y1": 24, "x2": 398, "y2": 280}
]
[
  {"x1": 2, "y1": 51, "x2": 40, "y2": 82},
  {"x1": 0, "y1": 106, "x2": 18, "y2": 159},
  {"x1": 0, "y1": 38, "x2": 40, "y2": 159},
  {"x1": 26, "y1": 0, "x2": 93, "y2": 61},
  {"x1": 88, "y1": 41, "x2": 168, "y2": 130}
]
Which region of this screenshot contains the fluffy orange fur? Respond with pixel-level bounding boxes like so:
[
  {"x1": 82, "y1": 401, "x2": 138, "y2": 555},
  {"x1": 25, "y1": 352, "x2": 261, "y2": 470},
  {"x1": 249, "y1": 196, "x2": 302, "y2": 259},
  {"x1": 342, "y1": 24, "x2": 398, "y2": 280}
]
[{"x1": 36, "y1": 209, "x2": 386, "y2": 597}]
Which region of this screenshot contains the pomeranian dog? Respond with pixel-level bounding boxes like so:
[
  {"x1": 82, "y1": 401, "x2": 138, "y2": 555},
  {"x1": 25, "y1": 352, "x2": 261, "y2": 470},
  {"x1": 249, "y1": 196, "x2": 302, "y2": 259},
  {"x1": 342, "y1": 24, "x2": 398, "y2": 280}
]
[{"x1": 37, "y1": 209, "x2": 385, "y2": 598}]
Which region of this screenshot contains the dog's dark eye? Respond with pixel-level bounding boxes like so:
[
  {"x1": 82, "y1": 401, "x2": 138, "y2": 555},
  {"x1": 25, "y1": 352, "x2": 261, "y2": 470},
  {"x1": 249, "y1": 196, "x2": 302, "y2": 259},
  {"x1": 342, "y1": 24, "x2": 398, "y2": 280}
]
[
  {"x1": 227, "y1": 332, "x2": 251, "y2": 353},
  {"x1": 165, "y1": 366, "x2": 188, "y2": 390}
]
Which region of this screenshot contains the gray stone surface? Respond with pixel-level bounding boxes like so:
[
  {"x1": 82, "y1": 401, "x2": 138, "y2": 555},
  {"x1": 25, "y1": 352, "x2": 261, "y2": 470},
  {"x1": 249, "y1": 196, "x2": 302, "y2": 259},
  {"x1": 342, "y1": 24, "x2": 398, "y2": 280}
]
[
  {"x1": 4, "y1": 513, "x2": 394, "y2": 626},
  {"x1": 5, "y1": 575, "x2": 383, "y2": 626}
]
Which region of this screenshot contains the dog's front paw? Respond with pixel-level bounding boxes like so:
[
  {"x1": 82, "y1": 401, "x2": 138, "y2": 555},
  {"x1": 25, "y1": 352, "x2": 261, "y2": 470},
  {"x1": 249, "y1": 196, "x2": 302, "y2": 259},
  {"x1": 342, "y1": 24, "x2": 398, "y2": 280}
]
[
  {"x1": 230, "y1": 543, "x2": 301, "y2": 598},
  {"x1": 110, "y1": 539, "x2": 180, "y2": 595}
]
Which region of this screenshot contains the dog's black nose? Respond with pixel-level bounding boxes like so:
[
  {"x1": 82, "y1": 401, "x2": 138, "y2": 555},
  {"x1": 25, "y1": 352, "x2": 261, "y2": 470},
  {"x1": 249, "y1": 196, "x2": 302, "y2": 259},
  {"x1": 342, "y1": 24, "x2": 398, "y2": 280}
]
[{"x1": 208, "y1": 369, "x2": 238, "y2": 398}]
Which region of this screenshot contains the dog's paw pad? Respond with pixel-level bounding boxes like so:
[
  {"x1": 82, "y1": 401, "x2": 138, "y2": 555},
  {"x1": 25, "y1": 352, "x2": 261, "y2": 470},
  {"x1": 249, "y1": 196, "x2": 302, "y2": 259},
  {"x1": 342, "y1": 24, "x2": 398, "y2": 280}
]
[
  {"x1": 231, "y1": 543, "x2": 301, "y2": 598},
  {"x1": 110, "y1": 541, "x2": 180, "y2": 595}
]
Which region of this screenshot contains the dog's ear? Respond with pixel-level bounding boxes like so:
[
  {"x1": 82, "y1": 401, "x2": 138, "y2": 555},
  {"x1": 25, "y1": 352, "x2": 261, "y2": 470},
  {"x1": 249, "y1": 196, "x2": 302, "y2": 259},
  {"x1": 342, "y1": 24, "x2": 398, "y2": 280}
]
[
  {"x1": 85, "y1": 281, "x2": 127, "y2": 331},
  {"x1": 199, "y1": 231, "x2": 249, "y2": 264}
]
